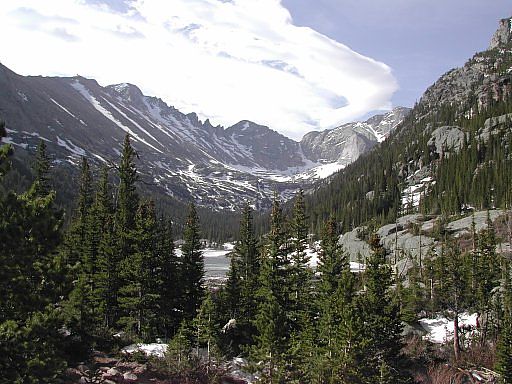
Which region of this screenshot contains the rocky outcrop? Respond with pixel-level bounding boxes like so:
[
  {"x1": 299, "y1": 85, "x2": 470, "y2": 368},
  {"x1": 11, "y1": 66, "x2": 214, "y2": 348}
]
[
  {"x1": 427, "y1": 126, "x2": 465, "y2": 157},
  {"x1": 419, "y1": 17, "x2": 512, "y2": 117},
  {"x1": 338, "y1": 210, "x2": 507, "y2": 275},
  {"x1": 489, "y1": 17, "x2": 512, "y2": 49}
]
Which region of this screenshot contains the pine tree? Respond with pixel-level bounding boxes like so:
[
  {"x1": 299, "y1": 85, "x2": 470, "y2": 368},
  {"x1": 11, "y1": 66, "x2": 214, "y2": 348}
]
[
  {"x1": 116, "y1": 134, "x2": 139, "y2": 232},
  {"x1": 357, "y1": 234, "x2": 406, "y2": 383},
  {"x1": 0, "y1": 119, "x2": 13, "y2": 176},
  {"x1": 496, "y1": 263, "x2": 512, "y2": 383},
  {"x1": 91, "y1": 167, "x2": 117, "y2": 329},
  {"x1": 475, "y1": 213, "x2": 500, "y2": 344},
  {"x1": 118, "y1": 199, "x2": 158, "y2": 339},
  {"x1": 315, "y1": 216, "x2": 358, "y2": 382},
  {"x1": 288, "y1": 190, "x2": 313, "y2": 331},
  {"x1": 181, "y1": 203, "x2": 205, "y2": 321},
  {"x1": 193, "y1": 293, "x2": 219, "y2": 364},
  {"x1": 0, "y1": 157, "x2": 67, "y2": 381},
  {"x1": 443, "y1": 240, "x2": 469, "y2": 361},
  {"x1": 224, "y1": 250, "x2": 242, "y2": 320},
  {"x1": 252, "y1": 196, "x2": 288, "y2": 382},
  {"x1": 155, "y1": 217, "x2": 180, "y2": 338},
  {"x1": 317, "y1": 217, "x2": 348, "y2": 297},
  {"x1": 115, "y1": 134, "x2": 139, "y2": 325},
  {"x1": 286, "y1": 190, "x2": 315, "y2": 379},
  {"x1": 63, "y1": 157, "x2": 94, "y2": 267},
  {"x1": 222, "y1": 203, "x2": 259, "y2": 353},
  {"x1": 166, "y1": 321, "x2": 193, "y2": 374},
  {"x1": 33, "y1": 139, "x2": 51, "y2": 197}
]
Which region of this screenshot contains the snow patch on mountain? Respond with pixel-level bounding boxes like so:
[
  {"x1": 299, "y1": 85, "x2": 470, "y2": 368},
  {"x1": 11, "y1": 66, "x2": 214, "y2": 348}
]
[{"x1": 71, "y1": 80, "x2": 162, "y2": 153}]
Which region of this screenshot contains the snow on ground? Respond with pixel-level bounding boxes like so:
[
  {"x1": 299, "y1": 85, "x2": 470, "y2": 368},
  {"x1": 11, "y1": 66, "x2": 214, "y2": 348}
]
[
  {"x1": 310, "y1": 162, "x2": 345, "y2": 179},
  {"x1": 306, "y1": 243, "x2": 364, "y2": 272},
  {"x1": 56, "y1": 136, "x2": 86, "y2": 156},
  {"x1": 419, "y1": 313, "x2": 478, "y2": 344},
  {"x1": 122, "y1": 343, "x2": 167, "y2": 358}
]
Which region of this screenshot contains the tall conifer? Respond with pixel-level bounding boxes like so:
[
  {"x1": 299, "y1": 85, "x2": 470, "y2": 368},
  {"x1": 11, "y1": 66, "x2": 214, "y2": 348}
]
[{"x1": 181, "y1": 203, "x2": 205, "y2": 321}]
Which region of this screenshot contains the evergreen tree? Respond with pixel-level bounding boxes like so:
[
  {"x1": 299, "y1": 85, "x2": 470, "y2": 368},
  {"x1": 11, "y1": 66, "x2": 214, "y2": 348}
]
[
  {"x1": 288, "y1": 190, "x2": 313, "y2": 331},
  {"x1": 33, "y1": 139, "x2": 51, "y2": 197},
  {"x1": 286, "y1": 190, "x2": 315, "y2": 379},
  {"x1": 0, "y1": 160, "x2": 67, "y2": 381},
  {"x1": 496, "y1": 263, "x2": 512, "y2": 383},
  {"x1": 222, "y1": 203, "x2": 259, "y2": 353},
  {"x1": 315, "y1": 217, "x2": 359, "y2": 382},
  {"x1": 165, "y1": 321, "x2": 193, "y2": 374},
  {"x1": 443, "y1": 240, "x2": 470, "y2": 361},
  {"x1": 193, "y1": 293, "x2": 219, "y2": 364},
  {"x1": 118, "y1": 199, "x2": 158, "y2": 339},
  {"x1": 91, "y1": 167, "x2": 117, "y2": 329},
  {"x1": 252, "y1": 196, "x2": 288, "y2": 382},
  {"x1": 474, "y1": 213, "x2": 500, "y2": 343},
  {"x1": 115, "y1": 134, "x2": 139, "y2": 325},
  {"x1": 155, "y1": 217, "x2": 180, "y2": 338},
  {"x1": 0, "y1": 119, "x2": 13, "y2": 176},
  {"x1": 317, "y1": 217, "x2": 348, "y2": 297},
  {"x1": 357, "y1": 234, "x2": 406, "y2": 383},
  {"x1": 116, "y1": 134, "x2": 139, "y2": 232},
  {"x1": 62, "y1": 157, "x2": 94, "y2": 268},
  {"x1": 181, "y1": 203, "x2": 205, "y2": 321}
]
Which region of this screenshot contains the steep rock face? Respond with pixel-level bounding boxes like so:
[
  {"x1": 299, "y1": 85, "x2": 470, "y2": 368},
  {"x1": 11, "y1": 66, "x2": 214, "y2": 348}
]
[
  {"x1": 420, "y1": 17, "x2": 512, "y2": 114},
  {"x1": 427, "y1": 126, "x2": 465, "y2": 157},
  {"x1": 490, "y1": 17, "x2": 512, "y2": 49},
  {"x1": 300, "y1": 107, "x2": 410, "y2": 164},
  {"x1": 224, "y1": 120, "x2": 304, "y2": 171}
]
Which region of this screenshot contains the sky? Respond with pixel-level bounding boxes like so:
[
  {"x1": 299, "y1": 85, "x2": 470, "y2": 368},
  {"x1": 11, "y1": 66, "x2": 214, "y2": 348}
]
[{"x1": 0, "y1": 1, "x2": 510, "y2": 140}]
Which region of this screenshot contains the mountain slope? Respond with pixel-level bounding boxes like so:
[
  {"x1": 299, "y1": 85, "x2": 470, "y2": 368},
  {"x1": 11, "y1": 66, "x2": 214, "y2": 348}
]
[
  {"x1": 0, "y1": 63, "x2": 409, "y2": 210},
  {"x1": 301, "y1": 107, "x2": 410, "y2": 166},
  {"x1": 303, "y1": 16, "x2": 512, "y2": 233}
]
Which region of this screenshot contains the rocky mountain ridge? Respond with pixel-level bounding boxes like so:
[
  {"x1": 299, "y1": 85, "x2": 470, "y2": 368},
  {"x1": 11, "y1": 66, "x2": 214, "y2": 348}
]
[{"x1": 0, "y1": 63, "x2": 408, "y2": 210}]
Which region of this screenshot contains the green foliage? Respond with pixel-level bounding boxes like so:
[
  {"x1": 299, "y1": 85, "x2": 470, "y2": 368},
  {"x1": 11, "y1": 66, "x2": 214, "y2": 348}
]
[
  {"x1": 32, "y1": 139, "x2": 51, "y2": 198},
  {"x1": 218, "y1": 203, "x2": 260, "y2": 356},
  {"x1": 0, "y1": 149, "x2": 68, "y2": 382},
  {"x1": 0, "y1": 119, "x2": 13, "y2": 177},
  {"x1": 496, "y1": 265, "x2": 512, "y2": 383},
  {"x1": 0, "y1": 309, "x2": 67, "y2": 384},
  {"x1": 355, "y1": 234, "x2": 408, "y2": 383},
  {"x1": 181, "y1": 203, "x2": 205, "y2": 321},
  {"x1": 165, "y1": 321, "x2": 194, "y2": 374},
  {"x1": 252, "y1": 196, "x2": 289, "y2": 379},
  {"x1": 118, "y1": 199, "x2": 160, "y2": 339},
  {"x1": 155, "y1": 217, "x2": 180, "y2": 338}
]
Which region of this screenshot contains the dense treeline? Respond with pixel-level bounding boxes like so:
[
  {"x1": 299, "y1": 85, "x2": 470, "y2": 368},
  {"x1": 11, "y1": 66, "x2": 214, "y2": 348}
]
[
  {"x1": 0, "y1": 132, "x2": 206, "y2": 381},
  {"x1": 211, "y1": 195, "x2": 512, "y2": 382},
  {"x1": 304, "y1": 93, "x2": 512, "y2": 235}
]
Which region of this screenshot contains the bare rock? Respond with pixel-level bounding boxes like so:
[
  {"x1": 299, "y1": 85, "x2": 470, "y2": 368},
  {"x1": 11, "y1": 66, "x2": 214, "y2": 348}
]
[
  {"x1": 489, "y1": 17, "x2": 512, "y2": 49},
  {"x1": 428, "y1": 126, "x2": 465, "y2": 157},
  {"x1": 104, "y1": 367, "x2": 121, "y2": 377},
  {"x1": 123, "y1": 371, "x2": 138, "y2": 381}
]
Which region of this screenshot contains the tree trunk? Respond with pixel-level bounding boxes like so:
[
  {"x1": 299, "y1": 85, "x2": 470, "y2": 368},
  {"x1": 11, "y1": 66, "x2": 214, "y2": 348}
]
[{"x1": 453, "y1": 313, "x2": 461, "y2": 361}]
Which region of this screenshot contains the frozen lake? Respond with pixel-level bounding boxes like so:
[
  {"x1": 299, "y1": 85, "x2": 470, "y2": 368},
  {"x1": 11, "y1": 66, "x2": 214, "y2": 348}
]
[
  {"x1": 203, "y1": 248, "x2": 232, "y2": 279},
  {"x1": 178, "y1": 243, "x2": 365, "y2": 282}
]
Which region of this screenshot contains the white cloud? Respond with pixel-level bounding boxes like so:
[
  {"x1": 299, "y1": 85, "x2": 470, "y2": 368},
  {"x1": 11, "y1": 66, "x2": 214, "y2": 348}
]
[{"x1": 0, "y1": 0, "x2": 398, "y2": 140}]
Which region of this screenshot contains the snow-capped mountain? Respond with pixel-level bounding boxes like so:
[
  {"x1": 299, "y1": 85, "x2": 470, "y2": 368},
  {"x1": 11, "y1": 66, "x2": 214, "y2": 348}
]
[
  {"x1": 0, "y1": 63, "x2": 409, "y2": 210},
  {"x1": 301, "y1": 107, "x2": 410, "y2": 166}
]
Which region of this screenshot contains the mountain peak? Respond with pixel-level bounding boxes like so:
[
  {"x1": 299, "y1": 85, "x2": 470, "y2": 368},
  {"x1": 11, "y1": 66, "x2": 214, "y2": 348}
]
[
  {"x1": 489, "y1": 17, "x2": 512, "y2": 49},
  {"x1": 106, "y1": 82, "x2": 143, "y2": 102}
]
